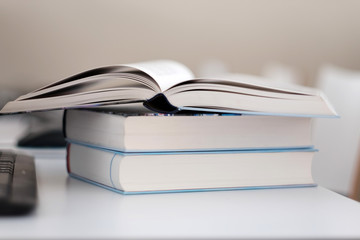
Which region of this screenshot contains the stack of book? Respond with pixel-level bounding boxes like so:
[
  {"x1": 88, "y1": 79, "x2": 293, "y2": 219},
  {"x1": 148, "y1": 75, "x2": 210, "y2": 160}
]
[{"x1": 0, "y1": 60, "x2": 338, "y2": 194}]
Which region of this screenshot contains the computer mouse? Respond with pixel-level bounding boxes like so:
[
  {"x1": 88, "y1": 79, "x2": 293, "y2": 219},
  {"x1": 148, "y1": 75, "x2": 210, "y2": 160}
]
[{"x1": 17, "y1": 129, "x2": 66, "y2": 148}]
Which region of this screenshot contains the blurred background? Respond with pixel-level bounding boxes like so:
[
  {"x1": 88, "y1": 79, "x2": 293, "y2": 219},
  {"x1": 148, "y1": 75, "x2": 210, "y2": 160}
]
[{"x1": 0, "y1": 0, "x2": 359, "y2": 198}]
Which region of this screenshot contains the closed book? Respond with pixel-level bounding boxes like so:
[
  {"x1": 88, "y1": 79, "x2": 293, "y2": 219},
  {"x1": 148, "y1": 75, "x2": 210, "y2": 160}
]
[
  {"x1": 64, "y1": 109, "x2": 313, "y2": 152},
  {"x1": 67, "y1": 143, "x2": 316, "y2": 194},
  {"x1": 1, "y1": 60, "x2": 337, "y2": 117}
]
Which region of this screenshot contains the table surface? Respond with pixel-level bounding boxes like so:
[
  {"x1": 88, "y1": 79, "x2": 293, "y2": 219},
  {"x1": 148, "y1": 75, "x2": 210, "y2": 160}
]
[{"x1": 1, "y1": 148, "x2": 360, "y2": 239}]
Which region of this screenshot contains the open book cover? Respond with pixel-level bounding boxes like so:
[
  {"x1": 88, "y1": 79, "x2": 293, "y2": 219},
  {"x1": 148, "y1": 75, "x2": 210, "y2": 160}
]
[
  {"x1": 67, "y1": 142, "x2": 317, "y2": 195},
  {"x1": 1, "y1": 60, "x2": 338, "y2": 117}
]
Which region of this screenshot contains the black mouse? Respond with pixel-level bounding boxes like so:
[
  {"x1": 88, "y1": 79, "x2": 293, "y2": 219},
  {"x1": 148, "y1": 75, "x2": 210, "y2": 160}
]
[{"x1": 17, "y1": 129, "x2": 66, "y2": 148}]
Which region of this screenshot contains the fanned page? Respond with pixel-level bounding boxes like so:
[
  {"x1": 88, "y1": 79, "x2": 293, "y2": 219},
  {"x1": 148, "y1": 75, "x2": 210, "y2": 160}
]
[
  {"x1": 166, "y1": 73, "x2": 322, "y2": 96},
  {"x1": 161, "y1": 74, "x2": 338, "y2": 117},
  {"x1": 18, "y1": 60, "x2": 193, "y2": 100},
  {"x1": 125, "y1": 60, "x2": 194, "y2": 91},
  {"x1": 0, "y1": 60, "x2": 194, "y2": 113}
]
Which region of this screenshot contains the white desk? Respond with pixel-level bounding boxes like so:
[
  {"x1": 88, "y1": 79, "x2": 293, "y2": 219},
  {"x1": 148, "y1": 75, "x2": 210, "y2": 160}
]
[{"x1": 0, "y1": 150, "x2": 360, "y2": 239}]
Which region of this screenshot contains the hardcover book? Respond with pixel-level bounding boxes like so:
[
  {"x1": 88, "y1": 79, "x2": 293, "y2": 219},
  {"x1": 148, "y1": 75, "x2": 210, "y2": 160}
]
[
  {"x1": 64, "y1": 109, "x2": 313, "y2": 152},
  {"x1": 1, "y1": 60, "x2": 337, "y2": 117},
  {"x1": 67, "y1": 143, "x2": 317, "y2": 194}
]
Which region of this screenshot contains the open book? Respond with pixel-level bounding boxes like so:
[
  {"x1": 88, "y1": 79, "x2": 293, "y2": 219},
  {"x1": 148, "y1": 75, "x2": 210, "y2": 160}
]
[{"x1": 0, "y1": 60, "x2": 337, "y2": 117}]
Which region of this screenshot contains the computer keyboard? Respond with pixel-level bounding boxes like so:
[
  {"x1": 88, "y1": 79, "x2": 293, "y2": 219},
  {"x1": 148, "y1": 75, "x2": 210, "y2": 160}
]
[{"x1": 0, "y1": 150, "x2": 37, "y2": 215}]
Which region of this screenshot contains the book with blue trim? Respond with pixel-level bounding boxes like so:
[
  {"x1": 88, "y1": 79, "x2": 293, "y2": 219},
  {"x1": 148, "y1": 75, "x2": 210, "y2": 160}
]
[
  {"x1": 66, "y1": 142, "x2": 317, "y2": 194},
  {"x1": 1, "y1": 60, "x2": 337, "y2": 118},
  {"x1": 64, "y1": 109, "x2": 314, "y2": 152}
]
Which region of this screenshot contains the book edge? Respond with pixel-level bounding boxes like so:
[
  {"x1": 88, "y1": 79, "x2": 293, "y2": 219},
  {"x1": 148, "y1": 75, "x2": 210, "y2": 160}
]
[
  {"x1": 66, "y1": 140, "x2": 317, "y2": 155},
  {"x1": 69, "y1": 173, "x2": 317, "y2": 195}
]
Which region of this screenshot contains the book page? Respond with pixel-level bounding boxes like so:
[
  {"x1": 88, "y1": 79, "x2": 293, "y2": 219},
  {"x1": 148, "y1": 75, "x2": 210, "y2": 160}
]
[
  {"x1": 203, "y1": 73, "x2": 321, "y2": 95},
  {"x1": 125, "y1": 60, "x2": 194, "y2": 92},
  {"x1": 17, "y1": 60, "x2": 193, "y2": 100}
]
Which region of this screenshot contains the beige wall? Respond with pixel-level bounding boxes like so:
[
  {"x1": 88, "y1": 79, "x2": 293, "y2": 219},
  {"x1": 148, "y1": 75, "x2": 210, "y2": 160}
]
[{"x1": 1, "y1": 0, "x2": 360, "y2": 90}]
